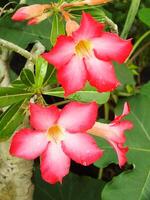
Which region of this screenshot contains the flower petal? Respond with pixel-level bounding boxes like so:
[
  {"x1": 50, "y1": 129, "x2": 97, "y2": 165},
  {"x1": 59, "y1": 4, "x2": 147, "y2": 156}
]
[
  {"x1": 114, "y1": 102, "x2": 130, "y2": 122},
  {"x1": 109, "y1": 140, "x2": 128, "y2": 167},
  {"x1": 40, "y1": 142, "x2": 70, "y2": 184},
  {"x1": 10, "y1": 128, "x2": 48, "y2": 159},
  {"x1": 85, "y1": 55, "x2": 120, "y2": 92},
  {"x1": 92, "y1": 32, "x2": 133, "y2": 63},
  {"x1": 72, "y1": 12, "x2": 104, "y2": 41},
  {"x1": 62, "y1": 132, "x2": 103, "y2": 165},
  {"x1": 30, "y1": 103, "x2": 60, "y2": 131},
  {"x1": 57, "y1": 56, "x2": 87, "y2": 96},
  {"x1": 42, "y1": 36, "x2": 74, "y2": 69},
  {"x1": 58, "y1": 102, "x2": 98, "y2": 132}
]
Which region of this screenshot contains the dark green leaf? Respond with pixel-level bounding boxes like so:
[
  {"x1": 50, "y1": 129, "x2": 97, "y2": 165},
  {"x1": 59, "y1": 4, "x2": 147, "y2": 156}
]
[
  {"x1": 20, "y1": 69, "x2": 35, "y2": 86},
  {"x1": 138, "y1": 8, "x2": 150, "y2": 27},
  {"x1": 43, "y1": 66, "x2": 57, "y2": 86},
  {"x1": 50, "y1": 14, "x2": 65, "y2": 46},
  {"x1": 11, "y1": 80, "x2": 27, "y2": 89},
  {"x1": 0, "y1": 87, "x2": 33, "y2": 107},
  {"x1": 0, "y1": 14, "x2": 51, "y2": 49},
  {"x1": 33, "y1": 168, "x2": 105, "y2": 200},
  {"x1": 0, "y1": 100, "x2": 27, "y2": 141}
]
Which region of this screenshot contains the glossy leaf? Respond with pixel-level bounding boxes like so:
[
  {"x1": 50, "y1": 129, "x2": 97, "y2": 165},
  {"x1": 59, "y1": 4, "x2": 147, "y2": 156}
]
[
  {"x1": 33, "y1": 168, "x2": 105, "y2": 200},
  {"x1": 140, "y1": 81, "x2": 150, "y2": 98},
  {"x1": 0, "y1": 100, "x2": 27, "y2": 141},
  {"x1": 35, "y1": 57, "x2": 48, "y2": 88},
  {"x1": 20, "y1": 69, "x2": 35, "y2": 86},
  {"x1": 50, "y1": 14, "x2": 65, "y2": 46},
  {"x1": 138, "y1": 8, "x2": 150, "y2": 27},
  {"x1": 44, "y1": 85, "x2": 110, "y2": 104},
  {"x1": 0, "y1": 87, "x2": 33, "y2": 107}
]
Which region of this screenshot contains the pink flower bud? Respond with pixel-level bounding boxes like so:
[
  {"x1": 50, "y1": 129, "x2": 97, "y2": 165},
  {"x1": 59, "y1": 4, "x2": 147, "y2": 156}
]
[{"x1": 12, "y1": 4, "x2": 51, "y2": 21}]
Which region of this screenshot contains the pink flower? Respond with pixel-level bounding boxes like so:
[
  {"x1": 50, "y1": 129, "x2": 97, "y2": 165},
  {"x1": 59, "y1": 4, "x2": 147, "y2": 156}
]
[
  {"x1": 10, "y1": 102, "x2": 103, "y2": 184},
  {"x1": 42, "y1": 12, "x2": 133, "y2": 96},
  {"x1": 87, "y1": 102, "x2": 133, "y2": 167},
  {"x1": 12, "y1": 4, "x2": 51, "y2": 25}
]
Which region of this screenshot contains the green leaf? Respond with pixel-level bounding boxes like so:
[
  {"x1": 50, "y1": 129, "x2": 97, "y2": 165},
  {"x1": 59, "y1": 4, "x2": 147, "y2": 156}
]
[
  {"x1": 96, "y1": 94, "x2": 150, "y2": 200},
  {"x1": 0, "y1": 87, "x2": 33, "y2": 107},
  {"x1": 114, "y1": 62, "x2": 135, "y2": 90},
  {"x1": 20, "y1": 69, "x2": 35, "y2": 86},
  {"x1": 138, "y1": 8, "x2": 150, "y2": 27},
  {"x1": 140, "y1": 81, "x2": 150, "y2": 98},
  {"x1": 33, "y1": 169, "x2": 105, "y2": 200},
  {"x1": 50, "y1": 14, "x2": 65, "y2": 46},
  {"x1": 0, "y1": 100, "x2": 27, "y2": 141},
  {"x1": 43, "y1": 66, "x2": 57, "y2": 86},
  {"x1": 0, "y1": 14, "x2": 51, "y2": 49},
  {"x1": 11, "y1": 80, "x2": 27, "y2": 89},
  {"x1": 35, "y1": 57, "x2": 48, "y2": 88},
  {"x1": 121, "y1": 0, "x2": 141, "y2": 39},
  {"x1": 44, "y1": 85, "x2": 110, "y2": 104}
]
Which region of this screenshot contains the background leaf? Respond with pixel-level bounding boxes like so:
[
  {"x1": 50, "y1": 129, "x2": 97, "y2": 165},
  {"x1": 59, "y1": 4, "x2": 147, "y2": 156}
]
[
  {"x1": 33, "y1": 168, "x2": 105, "y2": 200},
  {"x1": 0, "y1": 87, "x2": 33, "y2": 107},
  {"x1": 0, "y1": 100, "x2": 27, "y2": 141},
  {"x1": 0, "y1": 14, "x2": 51, "y2": 49},
  {"x1": 138, "y1": 8, "x2": 150, "y2": 27},
  {"x1": 20, "y1": 69, "x2": 35, "y2": 86}
]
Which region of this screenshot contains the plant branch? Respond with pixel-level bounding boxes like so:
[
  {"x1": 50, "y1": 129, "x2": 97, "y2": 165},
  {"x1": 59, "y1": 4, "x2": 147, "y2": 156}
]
[{"x1": 0, "y1": 38, "x2": 35, "y2": 63}]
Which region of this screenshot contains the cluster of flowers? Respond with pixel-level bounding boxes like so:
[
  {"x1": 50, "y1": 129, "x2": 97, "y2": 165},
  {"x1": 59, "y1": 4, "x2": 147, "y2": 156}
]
[{"x1": 10, "y1": 3, "x2": 133, "y2": 184}]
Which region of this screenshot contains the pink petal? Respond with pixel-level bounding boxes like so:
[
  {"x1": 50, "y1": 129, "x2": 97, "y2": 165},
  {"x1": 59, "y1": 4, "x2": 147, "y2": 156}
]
[
  {"x1": 58, "y1": 102, "x2": 98, "y2": 132},
  {"x1": 62, "y1": 132, "x2": 103, "y2": 166},
  {"x1": 92, "y1": 32, "x2": 133, "y2": 63},
  {"x1": 40, "y1": 142, "x2": 70, "y2": 184},
  {"x1": 10, "y1": 128, "x2": 48, "y2": 160},
  {"x1": 114, "y1": 102, "x2": 130, "y2": 122},
  {"x1": 85, "y1": 55, "x2": 120, "y2": 92},
  {"x1": 72, "y1": 12, "x2": 104, "y2": 41},
  {"x1": 57, "y1": 56, "x2": 87, "y2": 96},
  {"x1": 42, "y1": 35, "x2": 75, "y2": 69},
  {"x1": 109, "y1": 140, "x2": 128, "y2": 167},
  {"x1": 30, "y1": 103, "x2": 60, "y2": 131}
]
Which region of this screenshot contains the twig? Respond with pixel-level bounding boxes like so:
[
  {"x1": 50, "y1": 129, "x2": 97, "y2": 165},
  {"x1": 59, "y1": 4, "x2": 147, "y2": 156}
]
[{"x1": 0, "y1": 38, "x2": 35, "y2": 63}]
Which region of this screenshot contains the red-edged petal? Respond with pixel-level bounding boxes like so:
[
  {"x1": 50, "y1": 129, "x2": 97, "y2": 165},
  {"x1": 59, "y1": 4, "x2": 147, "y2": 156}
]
[
  {"x1": 92, "y1": 32, "x2": 132, "y2": 63},
  {"x1": 57, "y1": 56, "x2": 87, "y2": 96},
  {"x1": 114, "y1": 102, "x2": 130, "y2": 122},
  {"x1": 72, "y1": 12, "x2": 104, "y2": 41},
  {"x1": 62, "y1": 132, "x2": 103, "y2": 165},
  {"x1": 40, "y1": 142, "x2": 70, "y2": 184},
  {"x1": 58, "y1": 102, "x2": 98, "y2": 132},
  {"x1": 85, "y1": 56, "x2": 120, "y2": 92},
  {"x1": 109, "y1": 140, "x2": 128, "y2": 167},
  {"x1": 30, "y1": 103, "x2": 60, "y2": 131},
  {"x1": 10, "y1": 128, "x2": 48, "y2": 160},
  {"x1": 42, "y1": 36, "x2": 74, "y2": 69}
]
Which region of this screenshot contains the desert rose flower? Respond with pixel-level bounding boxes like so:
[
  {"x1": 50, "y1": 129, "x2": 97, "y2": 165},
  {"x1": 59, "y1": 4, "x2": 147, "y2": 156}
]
[
  {"x1": 10, "y1": 102, "x2": 103, "y2": 184},
  {"x1": 12, "y1": 4, "x2": 51, "y2": 24},
  {"x1": 42, "y1": 12, "x2": 132, "y2": 96},
  {"x1": 87, "y1": 102, "x2": 133, "y2": 167}
]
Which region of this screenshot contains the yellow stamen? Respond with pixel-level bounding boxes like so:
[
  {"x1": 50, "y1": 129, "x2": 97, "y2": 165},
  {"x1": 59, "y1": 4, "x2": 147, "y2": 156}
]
[
  {"x1": 75, "y1": 40, "x2": 92, "y2": 57},
  {"x1": 47, "y1": 125, "x2": 63, "y2": 143}
]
